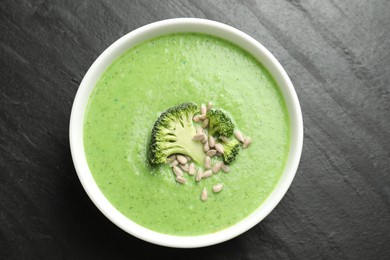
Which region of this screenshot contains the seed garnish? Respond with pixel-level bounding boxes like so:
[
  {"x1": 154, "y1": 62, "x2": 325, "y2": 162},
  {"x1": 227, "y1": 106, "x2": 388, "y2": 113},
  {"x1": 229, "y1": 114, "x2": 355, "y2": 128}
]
[
  {"x1": 201, "y1": 134, "x2": 208, "y2": 143},
  {"x1": 234, "y1": 130, "x2": 245, "y2": 143},
  {"x1": 169, "y1": 160, "x2": 179, "y2": 167},
  {"x1": 221, "y1": 163, "x2": 230, "y2": 173},
  {"x1": 212, "y1": 183, "x2": 224, "y2": 193},
  {"x1": 212, "y1": 162, "x2": 222, "y2": 174},
  {"x1": 173, "y1": 165, "x2": 183, "y2": 177},
  {"x1": 176, "y1": 176, "x2": 186, "y2": 184},
  {"x1": 243, "y1": 137, "x2": 252, "y2": 149},
  {"x1": 219, "y1": 136, "x2": 229, "y2": 143},
  {"x1": 203, "y1": 141, "x2": 210, "y2": 152},
  {"x1": 179, "y1": 163, "x2": 189, "y2": 172},
  {"x1": 193, "y1": 133, "x2": 205, "y2": 141},
  {"x1": 164, "y1": 102, "x2": 253, "y2": 202},
  {"x1": 188, "y1": 163, "x2": 196, "y2": 175},
  {"x1": 196, "y1": 169, "x2": 203, "y2": 182},
  {"x1": 202, "y1": 170, "x2": 212, "y2": 179},
  {"x1": 176, "y1": 155, "x2": 188, "y2": 164},
  {"x1": 200, "y1": 103, "x2": 207, "y2": 115},
  {"x1": 199, "y1": 114, "x2": 207, "y2": 120},
  {"x1": 208, "y1": 135, "x2": 215, "y2": 148},
  {"x1": 201, "y1": 188, "x2": 208, "y2": 201},
  {"x1": 207, "y1": 101, "x2": 213, "y2": 111},
  {"x1": 202, "y1": 118, "x2": 209, "y2": 128},
  {"x1": 206, "y1": 149, "x2": 217, "y2": 157},
  {"x1": 204, "y1": 156, "x2": 211, "y2": 169},
  {"x1": 193, "y1": 115, "x2": 201, "y2": 122},
  {"x1": 167, "y1": 155, "x2": 176, "y2": 163},
  {"x1": 215, "y1": 143, "x2": 224, "y2": 154}
]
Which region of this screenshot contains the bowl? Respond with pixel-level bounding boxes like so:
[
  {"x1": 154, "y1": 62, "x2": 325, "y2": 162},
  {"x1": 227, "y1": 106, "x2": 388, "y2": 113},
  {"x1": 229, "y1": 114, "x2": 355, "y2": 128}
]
[{"x1": 69, "y1": 18, "x2": 303, "y2": 248}]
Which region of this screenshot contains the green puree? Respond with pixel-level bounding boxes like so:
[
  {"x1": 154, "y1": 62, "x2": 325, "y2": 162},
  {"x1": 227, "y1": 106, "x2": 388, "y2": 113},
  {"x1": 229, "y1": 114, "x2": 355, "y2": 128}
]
[{"x1": 84, "y1": 33, "x2": 290, "y2": 236}]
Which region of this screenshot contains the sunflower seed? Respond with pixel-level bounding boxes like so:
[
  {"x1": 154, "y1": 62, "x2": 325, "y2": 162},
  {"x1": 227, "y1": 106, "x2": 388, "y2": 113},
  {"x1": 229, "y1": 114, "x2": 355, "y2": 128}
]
[
  {"x1": 243, "y1": 137, "x2": 252, "y2": 149},
  {"x1": 212, "y1": 183, "x2": 224, "y2": 193},
  {"x1": 202, "y1": 118, "x2": 209, "y2": 128},
  {"x1": 202, "y1": 170, "x2": 213, "y2": 178},
  {"x1": 176, "y1": 155, "x2": 188, "y2": 164},
  {"x1": 212, "y1": 162, "x2": 222, "y2": 174},
  {"x1": 193, "y1": 115, "x2": 201, "y2": 122},
  {"x1": 221, "y1": 163, "x2": 230, "y2": 173},
  {"x1": 193, "y1": 133, "x2": 205, "y2": 141},
  {"x1": 196, "y1": 169, "x2": 203, "y2": 182},
  {"x1": 199, "y1": 114, "x2": 207, "y2": 120},
  {"x1": 207, "y1": 102, "x2": 213, "y2": 111},
  {"x1": 234, "y1": 130, "x2": 245, "y2": 143},
  {"x1": 188, "y1": 163, "x2": 195, "y2": 175},
  {"x1": 179, "y1": 163, "x2": 189, "y2": 172},
  {"x1": 176, "y1": 176, "x2": 186, "y2": 184},
  {"x1": 204, "y1": 156, "x2": 211, "y2": 169},
  {"x1": 201, "y1": 103, "x2": 207, "y2": 115},
  {"x1": 206, "y1": 149, "x2": 217, "y2": 157},
  {"x1": 201, "y1": 133, "x2": 208, "y2": 143},
  {"x1": 203, "y1": 141, "x2": 210, "y2": 152},
  {"x1": 201, "y1": 188, "x2": 208, "y2": 201},
  {"x1": 169, "y1": 160, "x2": 179, "y2": 167},
  {"x1": 173, "y1": 166, "x2": 183, "y2": 177},
  {"x1": 219, "y1": 136, "x2": 230, "y2": 143},
  {"x1": 167, "y1": 155, "x2": 176, "y2": 163},
  {"x1": 215, "y1": 143, "x2": 224, "y2": 154},
  {"x1": 208, "y1": 135, "x2": 215, "y2": 148}
]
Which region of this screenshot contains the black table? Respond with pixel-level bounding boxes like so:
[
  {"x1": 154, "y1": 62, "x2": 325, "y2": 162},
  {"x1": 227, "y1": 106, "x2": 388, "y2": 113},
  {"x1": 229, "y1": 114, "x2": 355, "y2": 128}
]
[{"x1": 1, "y1": 1, "x2": 389, "y2": 259}]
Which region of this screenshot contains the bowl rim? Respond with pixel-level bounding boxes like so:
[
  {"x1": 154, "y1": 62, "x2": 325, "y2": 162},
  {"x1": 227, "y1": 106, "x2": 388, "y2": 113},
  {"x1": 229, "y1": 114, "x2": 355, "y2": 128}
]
[{"x1": 69, "y1": 17, "x2": 303, "y2": 248}]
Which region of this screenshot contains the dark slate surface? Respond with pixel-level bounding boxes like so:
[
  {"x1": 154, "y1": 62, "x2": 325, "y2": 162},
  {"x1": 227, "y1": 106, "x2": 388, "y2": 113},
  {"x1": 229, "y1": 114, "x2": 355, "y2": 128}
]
[{"x1": 1, "y1": 0, "x2": 389, "y2": 259}]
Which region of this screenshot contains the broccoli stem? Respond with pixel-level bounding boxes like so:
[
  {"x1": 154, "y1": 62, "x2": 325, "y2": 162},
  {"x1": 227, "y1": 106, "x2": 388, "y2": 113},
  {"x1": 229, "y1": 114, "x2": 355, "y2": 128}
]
[{"x1": 169, "y1": 121, "x2": 206, "y2": 165}]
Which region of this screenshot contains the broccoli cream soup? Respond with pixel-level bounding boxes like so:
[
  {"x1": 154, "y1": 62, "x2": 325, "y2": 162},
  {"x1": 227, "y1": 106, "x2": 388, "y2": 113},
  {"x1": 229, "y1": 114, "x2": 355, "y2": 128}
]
[{"x1": 83, "y1": 33, "x2": 290, "y2": 236}]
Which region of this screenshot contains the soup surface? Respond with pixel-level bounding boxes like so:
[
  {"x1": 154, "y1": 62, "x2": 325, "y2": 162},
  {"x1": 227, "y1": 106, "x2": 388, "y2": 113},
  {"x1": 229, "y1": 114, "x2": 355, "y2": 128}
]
[{"x1": 84, "y1": 33, "x2": 290, "y2": 235}]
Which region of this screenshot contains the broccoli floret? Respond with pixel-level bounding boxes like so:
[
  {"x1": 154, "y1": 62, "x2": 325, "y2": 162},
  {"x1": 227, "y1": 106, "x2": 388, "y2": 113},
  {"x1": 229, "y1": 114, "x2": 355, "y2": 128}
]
[
  {"x1": 148, "y1": 102, "x2": 206, "y2": 165},
  {"x1": 222, "y1": 139, "x2": 241, "y2": 164},
  {"x1": 207, "y1": 109, "x2": 235, "y2": 137}
]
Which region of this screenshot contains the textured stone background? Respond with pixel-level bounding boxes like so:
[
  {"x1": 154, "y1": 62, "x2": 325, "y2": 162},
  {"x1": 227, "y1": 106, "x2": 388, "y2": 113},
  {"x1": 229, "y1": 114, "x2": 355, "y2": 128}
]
[{"x1": 1, "y1": 0, "x2": 389, "y2": 259}]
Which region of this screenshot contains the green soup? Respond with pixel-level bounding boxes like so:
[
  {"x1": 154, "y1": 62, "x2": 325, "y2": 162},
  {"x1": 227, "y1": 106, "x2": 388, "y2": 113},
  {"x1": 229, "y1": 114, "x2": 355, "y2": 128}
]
[{"x1": 83, "y1": 33, "x2": 290, "y2": 236}]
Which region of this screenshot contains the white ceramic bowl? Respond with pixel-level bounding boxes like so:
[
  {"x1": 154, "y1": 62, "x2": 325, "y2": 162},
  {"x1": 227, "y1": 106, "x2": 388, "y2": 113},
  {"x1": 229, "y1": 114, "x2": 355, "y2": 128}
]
[{"x1": 69, "y1": 18, "x2": 303, "y2": 248}]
